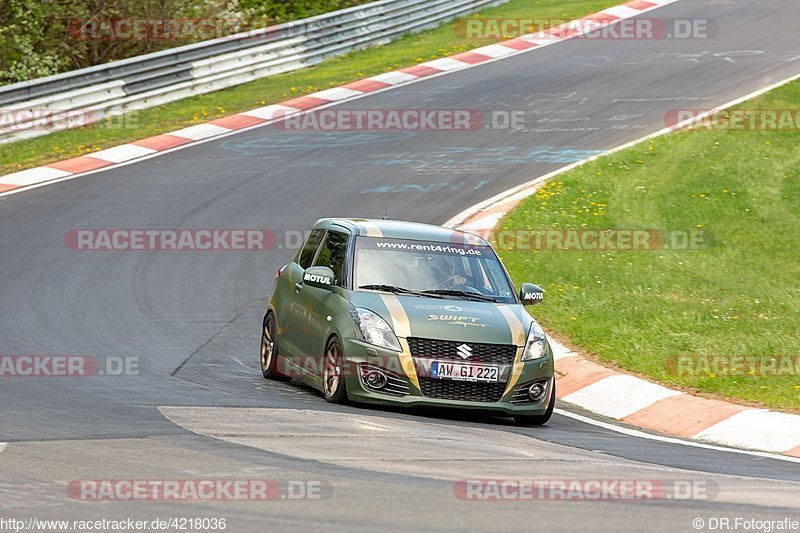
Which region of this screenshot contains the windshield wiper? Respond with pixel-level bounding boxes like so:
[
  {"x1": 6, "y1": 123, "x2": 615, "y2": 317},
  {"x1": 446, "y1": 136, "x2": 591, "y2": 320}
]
[
  {"x1": 359, "y1": 285, "x2": 445, "y2": 298},
  {"x1": 421, "y1": 289, "x2": 498, "y2": 302}
]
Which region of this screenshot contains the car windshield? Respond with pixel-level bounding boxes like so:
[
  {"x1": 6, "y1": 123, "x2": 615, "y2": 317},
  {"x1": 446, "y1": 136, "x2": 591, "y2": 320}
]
[{"x1": 354, "y1": 237, "x2": 516, "y2": 303}]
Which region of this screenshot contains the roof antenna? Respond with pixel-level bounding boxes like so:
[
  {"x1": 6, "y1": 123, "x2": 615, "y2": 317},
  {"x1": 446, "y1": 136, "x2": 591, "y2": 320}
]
[{"x1": 381, "y1": 199, "x2": 390, "y2": 220}]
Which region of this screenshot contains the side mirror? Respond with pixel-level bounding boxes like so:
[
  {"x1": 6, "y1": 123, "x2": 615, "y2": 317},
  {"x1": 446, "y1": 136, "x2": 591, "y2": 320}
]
[
  {"x1": 303, "y1": 266, "x2": 335, "y2": 290},
  {"x1": 519, "y1": 283, "x2": 544, "y2": 306}
]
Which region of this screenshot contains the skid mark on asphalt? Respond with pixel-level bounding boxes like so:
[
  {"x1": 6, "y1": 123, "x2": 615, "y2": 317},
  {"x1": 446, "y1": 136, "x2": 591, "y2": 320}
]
[
  {"x1": 157, "y1": 406, "x2": 800, "y2": 509},
  {"x1": 220, "y1": 131, "x2": 417, "y2": 156},
  {"x1": 158, "y1": 406, "x2": 613, "y2": 480},
  {"x1": 358, "y1": 146, "x2": 604, "y2": 168},
  {"x1": 0, "y1": 482, "x2": 66, "y2": 509}
]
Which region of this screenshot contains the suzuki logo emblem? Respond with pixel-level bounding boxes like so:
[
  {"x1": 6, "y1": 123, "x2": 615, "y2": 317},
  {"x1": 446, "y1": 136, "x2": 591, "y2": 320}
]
[{"x1": 456, "y1": 344, "x2": 473, "y2": 359}]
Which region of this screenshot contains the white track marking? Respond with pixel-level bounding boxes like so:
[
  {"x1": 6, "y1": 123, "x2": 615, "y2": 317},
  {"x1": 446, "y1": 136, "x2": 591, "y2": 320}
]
[
  {"x1": 368, "y1": 71, "x2": 418, "y2": 85},
  {"x1": 0, "y1": 167, "x2": 71, "y2": 187},
  {"x1": 554, "y1": 408, "x2": 800, "y2": 464},
  {"x1": 169, "y1": 123, "x2": 231, "y2": 140},
  {"x1": 519, "y1": 34, "x2": 559, "y2": 45},
  {"x1": 693, "y1": 410, "x2": 800, "y2": 453},
  {"x1": 472, "y1": 44, "x2": 516, "y2": 58},
  {"x1": 602, "y1": 5, "x2": 642, "y2": 18},
  {"x1": 420, "y1": 57, "x2": 470, "y2": 71},
  {"x1": 459, "y1": 212, "x2": 504, "y2": 231},
  {"x1": 549, "y1": 337, "x2": 578, "y2": 361},
  {"x1": 240, "y1": 104, "x2": 301, "y2": 120},
  {"x1": 90, "y1": 144, "x2": 157, "y2": 163},
  {"x1": 561, "y1": 375, "x2": 682, "y2": 420},
  {"x1": 0, "y1": 443, "x2": 6, "y2": 453},
  {"x1": 309, "y1": 87, "x2": 364, "y2": 101}
]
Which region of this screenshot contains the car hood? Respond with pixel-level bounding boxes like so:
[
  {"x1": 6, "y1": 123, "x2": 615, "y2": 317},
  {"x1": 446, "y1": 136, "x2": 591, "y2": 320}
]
[{"x1": 348, "y1": 291, "x2": 533, "y2": 346}]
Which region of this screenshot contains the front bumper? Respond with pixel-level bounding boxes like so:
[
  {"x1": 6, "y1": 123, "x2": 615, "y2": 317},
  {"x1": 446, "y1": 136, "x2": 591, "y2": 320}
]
[{"x1": 340, "y1": 337, "x2": 555, "y2": 416}]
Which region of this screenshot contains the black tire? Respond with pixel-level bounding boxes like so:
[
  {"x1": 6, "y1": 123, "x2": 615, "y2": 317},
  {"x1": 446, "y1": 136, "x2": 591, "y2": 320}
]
[
  {"x1": 513, "y1": 381, "x2": 555, "y2": 426},
  {"x1": 322, "y1": 337, "x2": 348, "y2": 404},
  {"x1": 260, "y1": 313, "x2": 290, "y2": 381}
]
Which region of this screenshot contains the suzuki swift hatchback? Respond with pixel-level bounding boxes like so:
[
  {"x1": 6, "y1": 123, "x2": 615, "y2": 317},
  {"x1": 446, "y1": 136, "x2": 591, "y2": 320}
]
[{"x1": 260, "y1": 218, "x2": 555, "y2": 425}]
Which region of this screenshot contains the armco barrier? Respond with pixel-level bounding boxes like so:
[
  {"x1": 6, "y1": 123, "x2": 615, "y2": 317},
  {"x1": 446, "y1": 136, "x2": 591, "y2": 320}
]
[{"x1": 0, "y1": 0, "x2": 506, "y2": 144}]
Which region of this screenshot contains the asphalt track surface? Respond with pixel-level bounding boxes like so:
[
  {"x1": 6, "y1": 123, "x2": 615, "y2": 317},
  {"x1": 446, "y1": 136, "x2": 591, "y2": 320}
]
[{"x1": 1, "y1": 0, "x2": 799, "y2": 530}]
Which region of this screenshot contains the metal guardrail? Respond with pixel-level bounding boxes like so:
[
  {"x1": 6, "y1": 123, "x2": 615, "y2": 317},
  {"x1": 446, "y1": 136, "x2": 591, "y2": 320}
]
[{"x1": 0, "y1": 0, "x2": 507, "y2": 144}]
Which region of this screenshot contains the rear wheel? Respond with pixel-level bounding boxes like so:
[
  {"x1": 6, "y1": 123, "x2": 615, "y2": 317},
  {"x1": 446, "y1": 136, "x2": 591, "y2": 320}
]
[
  {"x1": 323, "y1": 337, "x2": 347, "y2": 403},
  {"x1": 513, "y1": 381, "x2": 555, "y2": 426},
  {"x1": 260, "y1": 313, "x2": 290, "y2": 381}
]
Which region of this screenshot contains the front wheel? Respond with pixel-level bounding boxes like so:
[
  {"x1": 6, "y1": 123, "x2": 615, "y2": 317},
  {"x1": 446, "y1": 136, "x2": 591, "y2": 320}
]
[
  {"x1": 260, "y1": 313, "x2": 290, "y2": 381},
  {"x1": 513, "y1": 381, "x2": 555, "y2": 426},
  {"x1": 323, "y1": 337, "x2": 347, "y2": 404}
]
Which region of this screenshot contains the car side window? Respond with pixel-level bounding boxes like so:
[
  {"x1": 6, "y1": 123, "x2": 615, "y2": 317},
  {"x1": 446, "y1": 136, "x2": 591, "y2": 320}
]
[
  {"x1": 297, "y1": 229, "x2": 325, "y2": 269},
  {"x1": 482, "y1": 259, "x2": 513, "y2": 298},
  {"x1": 314, "y1": 231, "x2": 349, "y2": 286}
]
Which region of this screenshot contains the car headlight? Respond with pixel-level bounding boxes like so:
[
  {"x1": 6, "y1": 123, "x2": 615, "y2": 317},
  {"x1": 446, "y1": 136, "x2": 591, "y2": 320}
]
[
  {"x1": 349, "y1": 308, "x2": 402, "y2": 352},
  {"x1": 520, "y1": 323, "x2": 548, "y2": 362}
]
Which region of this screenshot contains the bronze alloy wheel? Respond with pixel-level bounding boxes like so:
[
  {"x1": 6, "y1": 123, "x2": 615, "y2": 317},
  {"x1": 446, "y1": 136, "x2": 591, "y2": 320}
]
[
  {"x1": 261, "y1": 313, "x2": 290, "y2": 381},
  {"x1": 323, "y1": 338, "x2": 347, "y2": 403}
]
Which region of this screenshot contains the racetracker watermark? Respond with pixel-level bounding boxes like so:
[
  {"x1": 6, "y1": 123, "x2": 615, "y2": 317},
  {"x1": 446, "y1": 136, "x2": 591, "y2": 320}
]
[
  {"x1": 67, "y1": 479, "x2": 331, "y2": 501},
  {"x1": 277, "y1": 355, "x2": 416, "y2": 380},
  {"x1": 453, "y1": 18, "x2": 717, "y2": 40},
  {"x1": 0, "y1": 108, "x2": 137, "y2": 133},
  {"x1": 273, "y1": 109, "x2": 518, "y2": 131},
  {"x1": 0, "y1": 355, "x2": 140, "y2": 377},
  {"x1": 666, "y1": 355, "x2": 800, "y2": 377},
  {"x1": 67, "y1": 18, "x2": 279, "y2": 41},
  {"x1": 1, "y1": 517, "x2": 228, "y2": 532},
  {"x1": 454, "y1": 479, "x2": 719, "y2": 501},
  {"x1": 468, "y1": 229, "x2": 708, "y2": 251},
  {"x1": 666, "y1": 109, "x2": 800, "y2": 130},
  {"x1": 65, "y1": 229, "x2": 278, "y2": 251}
]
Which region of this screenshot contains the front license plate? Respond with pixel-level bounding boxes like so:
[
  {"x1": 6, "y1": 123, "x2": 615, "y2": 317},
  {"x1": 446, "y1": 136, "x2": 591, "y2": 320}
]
[{"x1": 430, "y1": 361, "x2": 500, "y2": 383}]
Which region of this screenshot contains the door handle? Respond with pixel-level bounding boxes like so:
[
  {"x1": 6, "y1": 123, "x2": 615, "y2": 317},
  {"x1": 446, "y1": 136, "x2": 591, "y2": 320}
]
[{"x1": 294, "y1": 282, "x2": 303, "y2": 291}]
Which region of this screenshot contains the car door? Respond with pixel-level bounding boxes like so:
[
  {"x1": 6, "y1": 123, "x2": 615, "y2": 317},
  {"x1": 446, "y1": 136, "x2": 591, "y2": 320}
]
[
  {"x1": 292, "y1": 230, "x2": 350, "y2": 377},
  {"x1": 278, "y1": 228, "x2": 325, "y2": 361}
]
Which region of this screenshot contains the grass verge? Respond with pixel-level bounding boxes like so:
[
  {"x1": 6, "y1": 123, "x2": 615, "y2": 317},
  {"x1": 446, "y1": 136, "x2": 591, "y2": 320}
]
[
  {"x1": 498, "y1": 80, "x2": 800, "y2": 411},
  {"x1": 1, "y1": 0, "x2": 619, "y2": 176}
]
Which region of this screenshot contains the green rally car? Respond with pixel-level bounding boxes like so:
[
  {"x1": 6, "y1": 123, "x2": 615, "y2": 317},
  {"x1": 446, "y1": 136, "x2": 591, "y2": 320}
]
[{"x1": 260, "y1": 218, "x2": 555, "y2": 425}]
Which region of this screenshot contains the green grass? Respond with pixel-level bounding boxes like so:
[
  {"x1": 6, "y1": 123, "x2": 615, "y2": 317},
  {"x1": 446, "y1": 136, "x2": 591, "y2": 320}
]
[
  {"x1": 0, "y1": 0, "x2": 619, "y2": 175},
  {"x1": 498, "y1": 80, "x2": 800, "y2": 411}
]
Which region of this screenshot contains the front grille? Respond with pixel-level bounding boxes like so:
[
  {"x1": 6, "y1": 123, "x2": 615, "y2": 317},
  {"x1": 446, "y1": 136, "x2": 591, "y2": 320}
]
[
  {"x1": 418, "y1": 377, "x2": 506, "y2": 403},
  {"x1": 407, "y1": 337, "x2": 517, "y2": 365}
]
